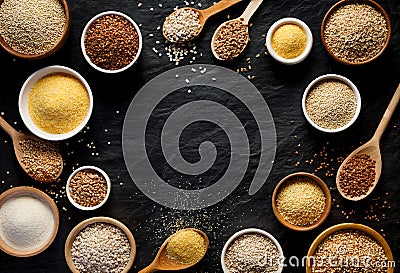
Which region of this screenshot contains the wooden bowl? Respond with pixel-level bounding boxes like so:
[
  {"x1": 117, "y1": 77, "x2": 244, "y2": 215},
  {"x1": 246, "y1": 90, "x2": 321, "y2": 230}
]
[
  {"x1": 321, "y1": 0, "x2": 391, "y2": 65},
  {"x1": 306, "y1": 223, "x2": 394, "y2": 273},
  {"x1": 0, "y1": 186, "x2": 59, "y2": 257},
  {"x1": 65, "y1": 217, "x2": 136, "y2": 273},
  {"x1": 0, "y1": 0, "x2": 71, "y2": 60},
  {"x1": 272, "y1": 172, "x2": 331, "y2": 232}
]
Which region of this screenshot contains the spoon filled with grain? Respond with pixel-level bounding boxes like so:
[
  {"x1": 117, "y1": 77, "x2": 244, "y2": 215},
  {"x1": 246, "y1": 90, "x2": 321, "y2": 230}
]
[
  {"x1": 336, "y1": 84, "x2": 400, "y2": 201},
  {"x1": 0, "y1": 116, "x2": 63, "y2": 182},
  {"x1": 138, "y1": 228, "x2": 209, "y2": 273},
  {"x1": 162, "y1": 0, "x2": 242, "y2": 43},
  {"x1": 211, "y1": 0, "x2": 263, "y2": 60}
]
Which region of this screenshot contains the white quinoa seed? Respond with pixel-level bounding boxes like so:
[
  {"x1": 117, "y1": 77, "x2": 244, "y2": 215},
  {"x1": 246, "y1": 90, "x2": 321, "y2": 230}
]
[
  {"x1": 163, "y1": 8, "x2": 202, "y2": 43},
  {"x1": 305, "y1": 80, "x2": 357, "y2": 130},
  {"x1": 0, "y1": 0, "x2": 66, "y2": 55}
]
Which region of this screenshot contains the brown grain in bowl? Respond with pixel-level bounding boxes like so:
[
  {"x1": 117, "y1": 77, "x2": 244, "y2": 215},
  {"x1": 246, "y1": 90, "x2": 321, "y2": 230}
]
[
  {"x1": 321, "y1": 0, "x2": 391, "y2": 65},
  {"x1": 306, "y1": 223, "x2": 394, "y2": 273},
  {"x1": 0, "y1": 0, "x2": 71, "y2": 59}
]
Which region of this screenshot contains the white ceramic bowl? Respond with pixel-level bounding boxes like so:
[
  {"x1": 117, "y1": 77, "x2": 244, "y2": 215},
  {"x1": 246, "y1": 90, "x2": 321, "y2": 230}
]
[
  {"x1": 66, "y1": 166, "x2": 111, "y2": 211},
  {"x1": 81, "y1": 11, "x2": 143, "y2": 73},
  {"x1": 221, "y1": 228, "x2": 284, "y2": 273},
  {"x1": 302, "y1": 74, "x2": 361, "y2": 133},
  {"x1": 266, "y1": 18, "x2": 313, "y2": 65},
  {"x1": 19, "y1": 65, "x2": 93, "y2": 141}
]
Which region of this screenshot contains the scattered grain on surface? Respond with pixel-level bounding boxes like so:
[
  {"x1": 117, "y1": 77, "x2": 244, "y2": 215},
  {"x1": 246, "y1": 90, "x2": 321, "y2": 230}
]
[
  {"x1": 28, "y1": 73, "x2": 90, "y2": 134},
  {"x1": 305, "y1": 80, "x2": 357, "y2": 130},
  {"x1": 276, "y1": 177, "x2": 326, "y2": 226}
]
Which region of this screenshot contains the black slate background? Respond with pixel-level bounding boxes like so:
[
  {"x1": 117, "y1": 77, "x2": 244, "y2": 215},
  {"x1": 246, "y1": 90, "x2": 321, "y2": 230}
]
[{"x1": 0, "y1": 0, "x2": 400, "y2": 272}]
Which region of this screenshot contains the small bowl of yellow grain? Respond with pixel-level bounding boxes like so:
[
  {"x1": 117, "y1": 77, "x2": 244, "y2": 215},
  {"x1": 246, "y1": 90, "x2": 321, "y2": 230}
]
[
  {"x1": 19, "y1": 65, "x2": 93, "y2": 141},
  {"x1": 266, "y1": 18, "x2": 313, "y2": 65}
]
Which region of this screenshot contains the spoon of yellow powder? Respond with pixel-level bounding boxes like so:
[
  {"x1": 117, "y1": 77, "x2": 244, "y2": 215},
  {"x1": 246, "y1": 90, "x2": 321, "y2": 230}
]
[{"x1": 138, "y1": 228, "x2": 209, "y2": 273}]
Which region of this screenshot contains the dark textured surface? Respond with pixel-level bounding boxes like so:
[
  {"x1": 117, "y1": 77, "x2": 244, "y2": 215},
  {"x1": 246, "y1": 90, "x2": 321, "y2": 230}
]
[{"x1": 0, "y1": 0, "x2": 400, "y2": 272}]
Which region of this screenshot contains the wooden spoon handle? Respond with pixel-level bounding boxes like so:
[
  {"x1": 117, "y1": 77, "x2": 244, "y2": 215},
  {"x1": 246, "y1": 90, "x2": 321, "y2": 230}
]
[
  {"x1": 0, "y1": 116, "x2": 18, "y2": 139},
  {"x1": 241, "y1": 0, "x2": 263, "y2": 24},
  {"x1": 373, "y1": 83, "x2": 400, "y2": 141},
  {"x1": 201, "y1": 0, "x2": 242, "y2": 19},
  {"x1": 138, "y1": 265, "x2": 157, "y2": 273}
]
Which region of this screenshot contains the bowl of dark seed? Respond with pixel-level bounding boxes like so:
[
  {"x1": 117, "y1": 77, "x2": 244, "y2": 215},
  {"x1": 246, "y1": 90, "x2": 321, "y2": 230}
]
[
  {"x1": 0, "y1": 0, "x2": 70, "y2": 59},
  {"x1": 65, "y1": 217, "x2": 136, "y2": 273},
  {"x1": 321, "y1": 0, "x2": 391, "y2": 65},
  {"x1": 302, "y1": 74, "x2": 361, "y2": 133},
  {"x1": 221, "y1": 228, "x2": 284, "y2": 273},
  {"x1": 81, "y1": 11, "x2": 142, "y2": 73},
  {"x1": 66, "y1": 166, "x2": 111, "y2": 211},
  {"x1": 306, "y1": 223, "x2": 394, "y2": 273},
  {"x1": 272, "y1": 172, "x2": 331, "y2": 232}
]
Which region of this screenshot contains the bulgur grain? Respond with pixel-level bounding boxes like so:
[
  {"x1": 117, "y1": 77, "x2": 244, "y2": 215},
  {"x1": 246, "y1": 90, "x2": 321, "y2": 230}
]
[
  {"x1": 20, "y1": 139, "x2": 62, "y2": 182},
  {"x1": 213, "y1": 19, "x2": 249, "y2": 60},
  {"x1": 28, "y1": 73, "x2": 90, "y2": 135},
  {"x1": 68, "y1": 169, "x2": 108, "y2": 207}
]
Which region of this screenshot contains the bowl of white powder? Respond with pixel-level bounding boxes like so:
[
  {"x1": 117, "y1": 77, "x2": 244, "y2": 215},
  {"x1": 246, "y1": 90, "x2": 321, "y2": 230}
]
[{"x1": 0, "y1": 186, "x2": 59, "y2": 257}]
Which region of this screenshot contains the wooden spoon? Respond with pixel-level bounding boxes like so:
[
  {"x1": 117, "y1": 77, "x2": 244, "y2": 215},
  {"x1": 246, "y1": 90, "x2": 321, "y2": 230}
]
[
  {"x1": 211, "y1": 0, "x2": 263, "y2": 60},
  {"x1": 336, "y1": 84, "x2": 400, "y2": 201},
  {"x1": 163, "y1": 0, "x2": 242, "y2": 43},
  {"x1": 138, "y1": 228, "x2": 209, "y2": 273},
  {"x1": 0, "y1": 116, "x2": 63, "y2": 182}
]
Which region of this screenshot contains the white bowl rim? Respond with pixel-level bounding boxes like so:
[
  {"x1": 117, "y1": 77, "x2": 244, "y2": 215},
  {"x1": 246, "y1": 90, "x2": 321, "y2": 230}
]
[
  {"x1": 266, "y1": 17, "x2": 313, "y2": 65},
  {"x1": 18, "y1": 65, "x2": 93, "y2": 141},
  {"x1": 221, "y1": 228, "x2": 284, "y2": 273},
  {"x1": 66, "y1": 166, "x2": 111, "y2": 211},
  {"x1": 302, "y1": 73, "x2": 362, "y2": 133},
  {"x1": 81, "y1": 10, "x2": 143, "y2": 74}
]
